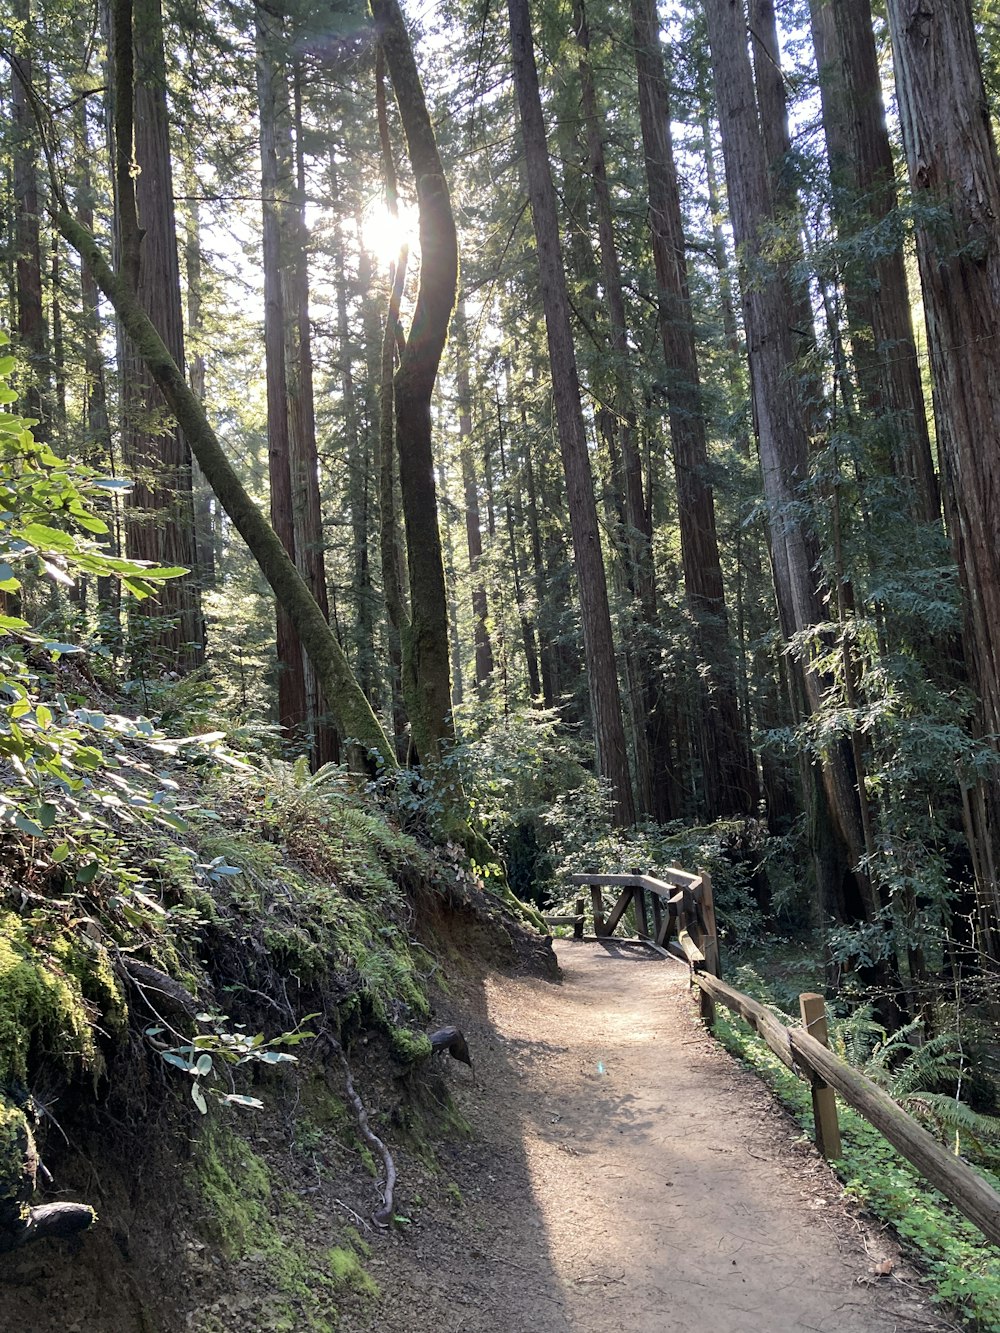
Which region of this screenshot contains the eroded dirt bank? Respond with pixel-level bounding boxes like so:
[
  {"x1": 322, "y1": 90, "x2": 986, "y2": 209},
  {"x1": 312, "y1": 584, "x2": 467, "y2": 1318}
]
[{"x1": 367, "y1": 940, "x2": 952, "y2": 1333}]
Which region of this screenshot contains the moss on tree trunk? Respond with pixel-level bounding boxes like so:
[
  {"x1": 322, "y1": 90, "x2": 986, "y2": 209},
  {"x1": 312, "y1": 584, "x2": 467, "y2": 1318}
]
[{"x1": 55, "y1": 210, "x2": 395, "y2": 770}]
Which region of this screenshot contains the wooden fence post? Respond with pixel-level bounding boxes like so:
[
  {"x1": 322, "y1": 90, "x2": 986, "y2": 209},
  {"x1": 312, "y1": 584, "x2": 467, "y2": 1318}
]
[
  {"x1": 700, "y1": 870, "x2": 720, "y2": 978},
  {"x1": 799, "y1": 993, "x2": 842, "y2": 1161},
  {"x1": 574, "y1": 897, "x2": 584, "y2": 940},
  {"x1": 590, "y1": 884, "x2": 605, "y2": 937},
  {"x1": 633, "y1": 885, "x2": 649, "y2": 937},
  {"x1": 699, "y1": 974, "x2": 716, "y2": 1028}
]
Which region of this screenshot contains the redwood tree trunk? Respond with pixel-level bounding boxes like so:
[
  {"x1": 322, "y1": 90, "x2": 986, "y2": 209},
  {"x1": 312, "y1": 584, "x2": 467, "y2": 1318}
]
[
  {"x1": 453, "y1": 298, "x2": 495, "y2": 696},
  {"x1": 817, "y1": 0, "x2": 939, "y2": 522},
  {"x1": 12, "y1": 0, "x2": 48, "y2": 428},
  {"x1": 507, "y1": 0, "x2": 635, "y2": 825},
  {"x1": 118, "y1": 0, "x2": 204, "y2": 670},
  {"x1": 371, "y1": 0, "x2": 460, "y2": 776},
  {"x1": 289, "y1": 67, "x2": 338, "y2": 766},
  {"x1": 255, "y1": 6, "x2": 308, "y2": 738},
  {"x1": 631, "y1": 0, "x2": 757, "y2": 818},
  {"x1": 703, "y1": 0, "x2": 876, "y2": 921},
  {"x1": 886, "y1": 0, "x2": 1000, "y2": 954}
]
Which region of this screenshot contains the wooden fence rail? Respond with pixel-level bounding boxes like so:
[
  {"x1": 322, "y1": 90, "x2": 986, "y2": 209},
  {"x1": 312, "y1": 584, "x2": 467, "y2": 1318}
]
[
  {"x1": 563, "y1": 866, "x2": 1000, "y2": 1250},
  {"x1": 569, "y1": 869, "x2": 719, "y2": 977},
  {"x1": 693, "y1": 970, "x2": 1000, "y2": 1248}
]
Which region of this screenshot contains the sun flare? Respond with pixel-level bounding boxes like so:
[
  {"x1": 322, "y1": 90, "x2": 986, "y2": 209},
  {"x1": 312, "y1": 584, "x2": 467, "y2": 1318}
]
[{"x1": 360, "y1": 200, "x2": 418, "y2": 268}]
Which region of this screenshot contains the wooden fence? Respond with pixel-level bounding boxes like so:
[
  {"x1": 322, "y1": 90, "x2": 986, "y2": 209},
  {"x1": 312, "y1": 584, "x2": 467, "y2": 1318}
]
[{"x1": 554, "y1": 869, "x2": 1000, "y2": 1250}]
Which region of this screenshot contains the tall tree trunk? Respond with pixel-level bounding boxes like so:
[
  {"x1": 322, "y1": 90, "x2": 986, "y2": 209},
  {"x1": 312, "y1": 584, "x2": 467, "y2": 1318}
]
[
  {"x1": 11, "y1": 0, "x2": 48, "y2": 428},
  {"x1": 812, "y1": 0, "x2": 939, "y2": 522},
  {"x1": 56, "y1": 210, "x2": 397, "y2": 767},
  {"x1": 632, "y1": 0, "x2": 757, "y2": 818},
  {"x1": 886, "y1": 0, "x2": 1000, "y2": 957},
  {"x1": 495, "y1": 383, "x2": 542, "y2": 700},
  {"x1": 370, "y1": 58, "x2": 410, "y2": 757},
  {"x1": 288, "y1": 66, "x2": 338, "y2": 766},
  {"x1": 522, "y1": 428, "x2": 556, "y2": 708},
  {"x1": 746, "y1": 0, "x2": 822, "y2": 399},
  {"x1": 255, "y1": 4, "x2": 308, "y2": 738},
  {"x1": 453, "y1": 298, "x2": 495, "y2": 696},
  {"x1": 435, "y1": 451, "x2": 464, "y2": 708},
  {"x1": 507, "y1": 0, "x2": 635, "y2": 826},
  {"x1": 573, "y1": 0, "x2": 656, "y2": 816},
  {"x1": 703, "y1": 0, "x2": 877, "y2": 922},
  {"x1": 115, "y1": 0, "x2": 204, "y2": 670},
  {"x1": 332, "y1": 159, "x2": 376, "y2": 704},
  {"x1": 370, "y1": 0, "x2": 460, "y2": 781},
  {"x1": 77, "y1": 69, "x2": 120, "y2": 626},
  {"x1": 181, "y1": 155, "x2": 217, "y2": 592}
]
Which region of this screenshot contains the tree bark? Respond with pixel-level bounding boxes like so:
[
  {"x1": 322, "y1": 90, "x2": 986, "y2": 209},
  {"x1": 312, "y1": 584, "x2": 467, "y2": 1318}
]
[
  {"x1": 632, "y1": 0, "x2": 757, "y2": 818},
  {"x1": 181, "y1": 154, "x2": 217, "y2": 593},
  {"x1": 11, "y1": 0, "x2": 48, "y2": 428},
  {"x1": 332, "y1": 158, "x2": 376, "y2": 705},
  {"x1": 453, "y1": 298, "x2": 495, "y2": 696},
  {"x1": 255, "y1": 4, "x2": 308, "y2": 739},
  {"x1": 703, "y1": 0, "x2": 876, "y2": 919},
  {"x1": 886, "y1": 0, "x2": 1000, "y2": 954},
  {"x1": 370, "y1": 0, "x2": 459, "y2": 778},
  {"x1": 813, "y1": 0, "x2": 939, "y2": 522},
  {"x1": 115, "y1": 0, "x2": 204, "y2": 670},
  {"x1": 507, "y1": 0, "x2": 635, "y2": 826},
  {"x1": 289, "y1": 66, "x2": 338, "y2": 766},
  {"x1": 55, "y1": 209, "x2": 396, "y2": 767}
]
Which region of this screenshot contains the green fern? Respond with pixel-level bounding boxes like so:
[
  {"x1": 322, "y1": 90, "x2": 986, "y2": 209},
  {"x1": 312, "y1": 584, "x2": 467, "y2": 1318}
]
[
  {"x1": 829, "y1": 1004, "x2": 888, "y2": 1068},
  {"x1": 903, "y1": 1093, "x2": 1000, "y2": 1154}
]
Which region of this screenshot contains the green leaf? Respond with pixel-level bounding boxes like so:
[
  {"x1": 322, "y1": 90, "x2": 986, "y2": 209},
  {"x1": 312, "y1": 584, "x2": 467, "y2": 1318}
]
[
  {"x1": 195, "y1": 1053, "x2": 213, "y2": 1076},
  {"x1": 36, "y1": 802, "x2": 57, "y2": 829},
  {"x1": 191, "y1": 1082, "x2": 208, "y2": 1114},
  {"x1": 143, "y1": 566, "x2": 189, "y2": 581},
  {"x1": 222, "y1": 1094, "x2": 264, "y2": 1109},
  {"x1": 75, "y1": 860, "x2": 100, "y2": 885},
  {"x1": 72, "y1": 746, "x2": 103, "y2": 771},
  {"x1": 161, "y1": 1051, "x2": 192, "y2": 1071},
  {"x1": 51, "y1": 842, "x2": 70, "y2": 863},
  {"x1": 74, "y1": 514, "x2": 109, "y2": 535},
  {"x1": 153, "y1": 811, "x2": 188, "y2": 833},
  {"x1": 14, "y1": 813, "x2": 44, "y2": 838},
  {"x1": 35, "y1": 704, "x2": 52, "y2": 730},
  {"x1": 91, "y1": 478, "x2": 133, "y2": 492},
  {"x1": 257, "y1": 1051, "x2": 297, "y2": 1065},
  {"x1": 21, "y1": 523, "x2": 76, "y2": 553}
]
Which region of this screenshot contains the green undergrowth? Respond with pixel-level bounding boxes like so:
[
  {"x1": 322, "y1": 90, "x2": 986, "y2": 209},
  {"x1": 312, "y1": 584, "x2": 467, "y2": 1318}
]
[
  {"x1": 0, "y1": 732, "x2": 527, "y2": 1319},
  {"x1": 714, "y1": 1011, "x2": 1000, "y2": 1331},
  {"x1": 0, "y1": 908, "x2": 125, "y2": 1085},
  {"x1": 195, "y1": 1124, "x2": 376, "y2": 1332}
]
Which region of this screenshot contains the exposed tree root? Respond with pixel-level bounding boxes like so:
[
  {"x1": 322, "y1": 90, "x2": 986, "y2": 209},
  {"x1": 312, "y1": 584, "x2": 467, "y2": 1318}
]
[{"x1": 321, "y1": 1033, "x2": 397, "y2": 1228}]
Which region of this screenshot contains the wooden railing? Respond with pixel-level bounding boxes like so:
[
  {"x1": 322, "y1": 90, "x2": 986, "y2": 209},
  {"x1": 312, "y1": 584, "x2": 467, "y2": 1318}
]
[
  {"x1": 560, "y1": 867, "x2": 1000, "y2": 1250},
  {"x1": 569, "y1": 867, "x2": 720, "y2": 981}
]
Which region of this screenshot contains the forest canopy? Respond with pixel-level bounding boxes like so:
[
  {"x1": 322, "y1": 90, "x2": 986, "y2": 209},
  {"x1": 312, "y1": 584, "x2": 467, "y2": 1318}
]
[{"x1": 2, "y1": 0, "x2": 1000, "y2": 1061}]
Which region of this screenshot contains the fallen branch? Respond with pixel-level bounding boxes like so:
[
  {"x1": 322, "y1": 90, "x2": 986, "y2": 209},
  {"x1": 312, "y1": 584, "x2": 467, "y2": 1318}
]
[
  {"x1": 0, "y1": 1202, "x2": 96, "y2": 1253},
  {"x1": 322, "y1": 1033, "x2": 397, "y2": 1228},
  {"x1": 118, "y1": 958, "x2": 200, "y2": 1021}
]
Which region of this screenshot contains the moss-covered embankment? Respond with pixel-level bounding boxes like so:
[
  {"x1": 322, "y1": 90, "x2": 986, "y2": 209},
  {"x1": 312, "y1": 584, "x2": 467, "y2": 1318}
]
[{"x1": 0, "y1": 754, "x2": 548, "y2": 1331}]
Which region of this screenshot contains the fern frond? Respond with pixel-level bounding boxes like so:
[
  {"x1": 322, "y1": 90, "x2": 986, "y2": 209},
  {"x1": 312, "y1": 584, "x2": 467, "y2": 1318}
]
[{"x1": 904, "y1": 1092, "x2": 1000, "y2": 1151}]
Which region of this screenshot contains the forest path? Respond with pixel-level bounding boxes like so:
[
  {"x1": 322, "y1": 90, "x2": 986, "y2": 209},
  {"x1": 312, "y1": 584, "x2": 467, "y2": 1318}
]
[{"x1": 366, "y1": 940, "x2": 953, "y2": 1333}]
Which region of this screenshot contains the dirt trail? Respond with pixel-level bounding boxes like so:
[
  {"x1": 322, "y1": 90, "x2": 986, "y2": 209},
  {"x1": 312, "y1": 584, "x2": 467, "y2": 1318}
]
[{"x1": 367, "y1": 940, "x2": 952, "y2": 1333}]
